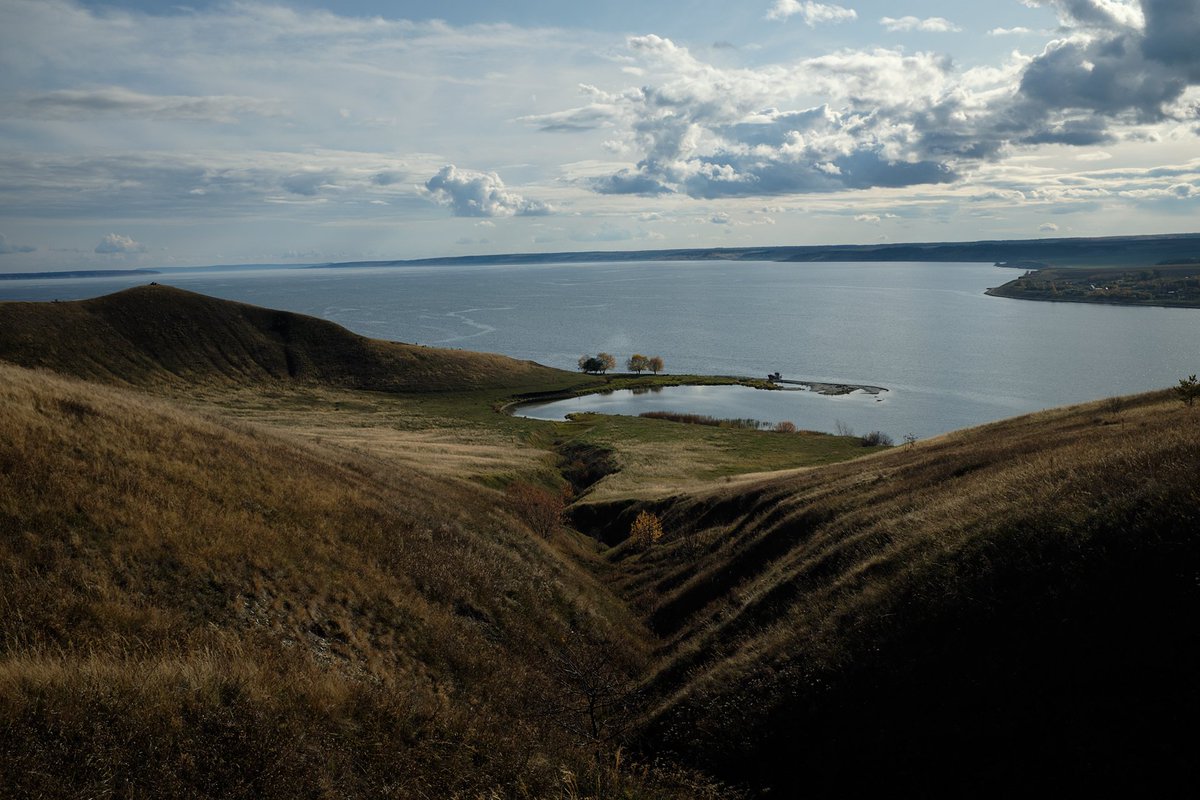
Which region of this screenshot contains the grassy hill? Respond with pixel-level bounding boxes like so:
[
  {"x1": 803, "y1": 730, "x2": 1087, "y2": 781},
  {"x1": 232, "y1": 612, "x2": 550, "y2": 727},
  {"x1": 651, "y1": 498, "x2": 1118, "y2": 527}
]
[
  {"x1": 2, "y1": 287, "x2": 1197, "y2": 795},
  {"x1": 0, "y1": 284, "x2": 572, "y2": 393},
  {"x1": 0, "y1": 362, "x2": 744, "y2": 798},
  {"x1": 603, "y1": 391, "x2": 1200, "y2": 793}
]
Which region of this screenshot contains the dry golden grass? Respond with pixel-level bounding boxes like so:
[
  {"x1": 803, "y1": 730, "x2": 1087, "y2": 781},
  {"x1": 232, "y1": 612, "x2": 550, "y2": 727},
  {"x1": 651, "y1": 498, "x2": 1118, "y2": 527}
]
[
  {"x1": 605, "y1": 391, "x2": 1200, "y2": 792},
  {"x1": 0, "y1": 362, "x2": 706, "y2": 798}
]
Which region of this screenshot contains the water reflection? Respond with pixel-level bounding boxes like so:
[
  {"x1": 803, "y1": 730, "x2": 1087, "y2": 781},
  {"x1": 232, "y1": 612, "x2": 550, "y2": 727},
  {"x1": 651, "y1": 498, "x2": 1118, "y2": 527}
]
[{"x1": 514, "y1": 384, "x2": 899, "y2": 437}]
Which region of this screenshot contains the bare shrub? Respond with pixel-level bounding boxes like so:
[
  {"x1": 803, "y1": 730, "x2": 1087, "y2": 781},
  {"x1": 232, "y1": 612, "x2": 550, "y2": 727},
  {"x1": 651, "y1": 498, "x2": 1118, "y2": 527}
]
[
  {"x1": 773, "y1": 420, "x2": 798, "y2": 434},
  {"x1": 506, "y1": 481, "x2": 566, "y2": 538},
  {"x1": 1176, "y1": 374, "x2": 1200, "y2": 407},
  {"x1": 834, "y1": 420, "x2": 856, "y2": 437},
  {"x1": 860, "y1": 431, "x2": 894, "y2": 447}
]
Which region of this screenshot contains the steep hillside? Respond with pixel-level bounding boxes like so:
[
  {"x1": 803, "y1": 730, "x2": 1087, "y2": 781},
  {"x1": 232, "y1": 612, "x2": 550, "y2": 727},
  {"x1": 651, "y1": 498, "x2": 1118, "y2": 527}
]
[
  {"x1": 0, "y1": 363, "x2": 728, "y2": 798},
  {"x1": 0, "y1": 284, "x2": 571, "y2": 393},
  {"x1": 605, "y1": 391, "x2": 1200, "y2": 793}
]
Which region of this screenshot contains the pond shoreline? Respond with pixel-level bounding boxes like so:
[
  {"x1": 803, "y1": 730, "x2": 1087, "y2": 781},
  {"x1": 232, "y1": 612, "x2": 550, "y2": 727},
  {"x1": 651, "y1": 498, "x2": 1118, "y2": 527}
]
[{"x1": 502, "y1": 374, "x2": 889, "y2": 419}]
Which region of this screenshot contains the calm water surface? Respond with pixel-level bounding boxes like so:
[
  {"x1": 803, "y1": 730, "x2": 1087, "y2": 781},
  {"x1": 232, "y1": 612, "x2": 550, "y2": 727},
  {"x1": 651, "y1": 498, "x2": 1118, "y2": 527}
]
[{"x1": 3, "y1": 260, "x2": 1197, "y2": 438}]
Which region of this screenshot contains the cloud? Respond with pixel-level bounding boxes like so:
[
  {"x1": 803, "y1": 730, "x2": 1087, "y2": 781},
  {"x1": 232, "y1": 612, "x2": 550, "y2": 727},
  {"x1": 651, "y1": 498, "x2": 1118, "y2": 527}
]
[
  {"x1": 371, "y1": 170, "x2": 406, "y2": 186},
  {"x1": 1118, "y1": 181, "x2": 1200, "y2": 198},
  {"x1": 95, "y1": 233, "x2": 145, "y2": 254},
  {"x1": 765, "y1": 2, "x2": 857, "y2": 25},
  {"x1": 424, "y1": 165, "x2": 551, "y2": 217},
  {"x1": 1039, "y1": 222, "x2": 1060, "y2": 232},
  {"x1": 1024, "y1": 0, "x2": 1146, "y2": 31},
  {"x1": 0, "y1": 233, "x2": 36, "y2": 254},
  {"x1": 854, "y1": 213, "x2": 881, "y2": 223},
  {"x1": 281, "y1": 170, "x2": 341, "y2": 196},
  {"x1": 0, "y1": 150, "x2": 436, "y2": 222},
  {"x1": 557, "y1": 41, "x2": 962, "y2": 199},
  {"x1": 880, "y1": 17, "x2": 963, "y2": 33},
  {"x1": 989, "y1": 26, "x2": 1036, "y2": 35},
  {"x1": 541, "y1": 2, "x2": 1200, "y2": 202},
  {"x1": 710, "y1": 212, "x2": 732, "y2": 224},
  {"x1": 19, "y1": 87, "x2": 282, "y2": 123}
]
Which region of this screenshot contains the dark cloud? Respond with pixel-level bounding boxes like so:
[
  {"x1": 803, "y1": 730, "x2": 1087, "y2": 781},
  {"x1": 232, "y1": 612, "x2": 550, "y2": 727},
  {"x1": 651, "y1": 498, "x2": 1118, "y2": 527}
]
[
  {"x1": 1008, "y1": 0, "x2": 1200, "y2": 139},
  {"x1": 0, "y1": 233, "x2": 35, "y2": 254},
  {"x1": 424, "y1": 165, "x2": 551, "y2": 217},
  {"x1": 1141, "y1": 0, "x2": 1200, "y2": 79},
  {"x1": 593, "y1": 170, "x2": 675, "y2": 195}
]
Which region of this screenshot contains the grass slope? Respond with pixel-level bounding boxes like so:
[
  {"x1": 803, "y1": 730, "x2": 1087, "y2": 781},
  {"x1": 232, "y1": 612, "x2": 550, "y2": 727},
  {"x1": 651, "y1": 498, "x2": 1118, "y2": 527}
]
[
  {"x1": 0, "y1": 363, "x2": 717, "y2": 798},
  {"x1": 0, "y1": 284, "x2": 572, "y2": 393},
  {"x1": 608, "y1": 392, "x2": 1200, "y2": 793},
  {"x1": 6, "y1": 287, "x2": 1197, "y2": 795}
]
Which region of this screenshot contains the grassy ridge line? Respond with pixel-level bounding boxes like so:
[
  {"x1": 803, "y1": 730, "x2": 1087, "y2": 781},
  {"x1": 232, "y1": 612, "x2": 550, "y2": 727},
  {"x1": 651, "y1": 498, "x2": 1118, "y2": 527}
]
[
  {"x1": 0, "y1": 362, "x2": 701, "y2": 797},
  {"x1": 0, "y1": 284, "x2": 575, "y2": 394},
  {"x1": 607, "y1": 391, "x2": 1200, "y2": 792}
]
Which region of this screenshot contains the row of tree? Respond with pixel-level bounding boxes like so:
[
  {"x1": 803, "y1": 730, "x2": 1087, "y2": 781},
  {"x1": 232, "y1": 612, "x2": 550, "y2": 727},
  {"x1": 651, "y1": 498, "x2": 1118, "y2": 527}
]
[{"x1": 577, "y1": 353, "x2": 664, "y2": 375}]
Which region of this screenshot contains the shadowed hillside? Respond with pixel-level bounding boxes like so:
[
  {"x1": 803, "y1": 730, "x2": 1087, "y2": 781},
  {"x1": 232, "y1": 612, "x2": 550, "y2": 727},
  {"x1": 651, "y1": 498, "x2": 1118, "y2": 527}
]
[
  {"x1": 604, "y1": 391, "x2": 1200, "y2": 793},
  {"x1": 0, "y1": 284, "x2": 570, "y2": 393}
]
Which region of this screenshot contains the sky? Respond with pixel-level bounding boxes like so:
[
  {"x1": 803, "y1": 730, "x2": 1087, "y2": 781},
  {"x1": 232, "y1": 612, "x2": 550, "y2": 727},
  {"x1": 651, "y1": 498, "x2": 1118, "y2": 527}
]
[{"x1": 0, "y1": 0, "x2": 1198, "y2": 271}]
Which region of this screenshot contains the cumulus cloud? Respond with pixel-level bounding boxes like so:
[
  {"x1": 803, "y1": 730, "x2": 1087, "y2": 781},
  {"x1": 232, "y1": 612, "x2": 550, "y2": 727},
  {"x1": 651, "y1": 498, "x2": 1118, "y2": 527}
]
[
  {"x1": 534, "y1": 1, "x2": 1200, "y2": 202},
  {"x1": 424, "y1": 165, "x2": 551, "y2": 217},
  {"x1": 0, "y1": 233, "x2": 35, "y2": 254},
  {"x1": 765, "y1": 2, "x2": 857, "y2": 25},
  {"x1": 538, "y1": 41, "x2": 962, "y2": 198},
  {"x1": 880, "y1": 16, "x2": 962, "y2": 33},
  {"x1": 95, "y1": 233, "x2": 146, "y2": 254},
  {"x1": 1001, "y1": 0, "x2": 1200, "y2": 152},
  {"x1": 989, "y1": 26, "x2": 1036, "y2": 35},
  {"x1": 1039, "y1": 222, "x2": 1060, "y2": 232}
]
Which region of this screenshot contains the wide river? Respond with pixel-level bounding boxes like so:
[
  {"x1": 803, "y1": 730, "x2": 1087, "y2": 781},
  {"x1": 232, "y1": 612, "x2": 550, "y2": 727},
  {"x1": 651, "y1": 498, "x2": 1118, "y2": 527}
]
[{"x1": 3, "y1": 260, "x2": 1197, "y2": 438}]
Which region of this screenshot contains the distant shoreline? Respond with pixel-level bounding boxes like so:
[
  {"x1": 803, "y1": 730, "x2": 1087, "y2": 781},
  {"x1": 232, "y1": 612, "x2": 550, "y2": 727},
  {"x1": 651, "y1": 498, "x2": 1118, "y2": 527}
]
[
  {"x1": 0, "y1": 269, "x2": 160, "y2": 281},
  {"x1": 7, "y1": 231, "x2": 1198, "y2": 279}
]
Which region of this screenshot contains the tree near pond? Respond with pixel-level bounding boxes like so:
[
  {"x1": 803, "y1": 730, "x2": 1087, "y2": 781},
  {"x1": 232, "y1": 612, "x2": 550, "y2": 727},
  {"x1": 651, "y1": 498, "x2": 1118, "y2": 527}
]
[
  {"x1": 578, "y1": 353, "x2": 616, "y2": 374},
  {"x1": 626, "y1": 354, "x2": 650, "y2": 374},
  {"x1": 578, "y1": 355, "x2": 603, "y2": 374},
  {"x1": 648, "y1": 356, "x2": 664, "y2": 375}
]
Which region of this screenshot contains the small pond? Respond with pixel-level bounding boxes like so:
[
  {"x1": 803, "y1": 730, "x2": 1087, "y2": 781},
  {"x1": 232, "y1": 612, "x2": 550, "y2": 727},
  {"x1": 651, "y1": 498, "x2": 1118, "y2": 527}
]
[{"x1": 513, "y1": 384, "x2": 901, "y2": 436}]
